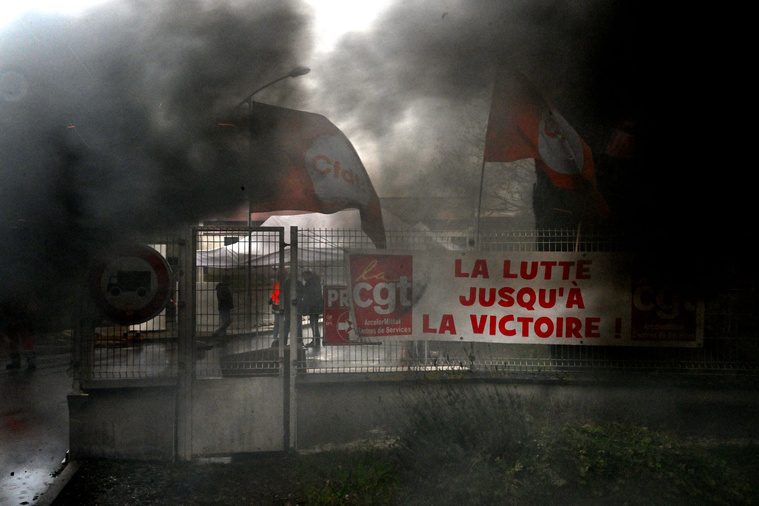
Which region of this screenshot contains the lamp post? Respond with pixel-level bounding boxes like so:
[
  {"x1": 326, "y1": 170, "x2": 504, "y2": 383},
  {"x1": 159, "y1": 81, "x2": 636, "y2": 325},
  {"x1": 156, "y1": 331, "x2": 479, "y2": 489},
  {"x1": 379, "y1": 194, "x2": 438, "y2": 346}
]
[
  {"x1": 235, "y1": 65, "x2": 311, "y2": 114},
  {"x1": 236, "y1": 67, "x2": 310, "y2": 339},
  {"x1": 236, "y1": 66, "x2": 310, "y2": 227}
]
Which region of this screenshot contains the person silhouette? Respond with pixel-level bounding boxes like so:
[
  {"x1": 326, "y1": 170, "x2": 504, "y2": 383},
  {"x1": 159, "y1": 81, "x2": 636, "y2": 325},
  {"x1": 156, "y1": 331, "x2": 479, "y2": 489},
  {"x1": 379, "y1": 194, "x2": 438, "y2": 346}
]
[
  {"x1": 213, "y1": 275, "x2": 233, "y2": 338},
  {"x1": 301, "y1": 270, "x2": 324, "y2": 348}
]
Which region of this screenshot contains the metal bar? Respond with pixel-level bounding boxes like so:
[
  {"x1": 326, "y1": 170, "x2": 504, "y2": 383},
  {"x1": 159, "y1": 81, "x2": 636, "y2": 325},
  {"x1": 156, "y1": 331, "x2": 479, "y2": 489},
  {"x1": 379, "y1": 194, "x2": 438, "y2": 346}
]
[
  {"x1": 288, "y1": 226, "x2": 298, "y2": 450},
  {"x1": 176, "y1": 229, "x2": 196, "y2": 461}
]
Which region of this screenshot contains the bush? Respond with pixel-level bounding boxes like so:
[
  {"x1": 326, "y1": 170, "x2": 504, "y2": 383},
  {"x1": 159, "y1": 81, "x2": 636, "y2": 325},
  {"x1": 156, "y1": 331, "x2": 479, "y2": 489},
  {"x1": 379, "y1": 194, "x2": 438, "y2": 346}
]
[{"x1": 374, "y1": 383, "x2": 758, "y2": 506}]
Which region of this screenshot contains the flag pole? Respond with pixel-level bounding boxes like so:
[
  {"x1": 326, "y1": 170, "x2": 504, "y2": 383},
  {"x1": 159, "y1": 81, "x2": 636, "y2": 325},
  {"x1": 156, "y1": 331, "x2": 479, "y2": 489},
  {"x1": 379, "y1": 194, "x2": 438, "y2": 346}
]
[
  {"x1": 475, "y1": 73, "x2": 499, "y2": 248},
  {"x1": 474, "y1": 158, "x2": 487, "y2": 247}
]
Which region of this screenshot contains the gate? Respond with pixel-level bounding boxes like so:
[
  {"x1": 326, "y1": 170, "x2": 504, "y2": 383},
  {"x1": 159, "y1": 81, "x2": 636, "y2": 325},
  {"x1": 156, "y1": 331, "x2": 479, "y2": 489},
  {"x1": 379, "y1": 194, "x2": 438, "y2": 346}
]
[
  {"x1": 69, "y1": 226, "x2": 299, "y2": 460},
  {"x1": 185, "y1": 225, "x2": 296, "y2": 456}
]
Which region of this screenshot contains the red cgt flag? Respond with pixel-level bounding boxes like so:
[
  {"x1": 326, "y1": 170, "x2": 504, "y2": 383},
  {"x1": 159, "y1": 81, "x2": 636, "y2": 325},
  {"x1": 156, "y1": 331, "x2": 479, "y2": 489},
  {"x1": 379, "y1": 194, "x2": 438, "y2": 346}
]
[
  {"x1": 483, "y1": 70, "x2": 609, "y2": 217},
  {"x1": 233, "y1": 101, "x2": 386, "y2": 248}
]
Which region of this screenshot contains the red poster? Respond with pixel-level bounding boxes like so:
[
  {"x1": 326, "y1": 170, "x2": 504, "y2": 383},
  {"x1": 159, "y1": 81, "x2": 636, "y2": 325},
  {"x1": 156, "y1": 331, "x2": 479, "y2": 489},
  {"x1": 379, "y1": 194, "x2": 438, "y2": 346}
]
[
  {"x1": 348, "y1": 254, "x2": 413, "y2": 338},
  {"x1": 323, "y1": 286, "x2": 357, "y2": 345},
  {"x1": 630, "y1": 275, "x2": 700, "y2": 343}
]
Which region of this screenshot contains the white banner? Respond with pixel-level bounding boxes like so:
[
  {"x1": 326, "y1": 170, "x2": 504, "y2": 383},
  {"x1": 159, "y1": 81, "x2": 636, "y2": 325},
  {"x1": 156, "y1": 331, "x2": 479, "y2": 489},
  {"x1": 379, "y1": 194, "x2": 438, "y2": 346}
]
[{"x1": 345, "y1": 250, "x2": 703, "y2": 347}]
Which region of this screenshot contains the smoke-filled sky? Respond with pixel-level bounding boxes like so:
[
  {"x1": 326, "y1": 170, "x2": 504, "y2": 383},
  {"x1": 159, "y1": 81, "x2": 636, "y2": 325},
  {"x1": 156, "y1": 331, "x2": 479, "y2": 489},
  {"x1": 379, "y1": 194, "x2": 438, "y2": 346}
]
[{"x1": 0, "y1": 0, "x2": 731, "y2": 320}]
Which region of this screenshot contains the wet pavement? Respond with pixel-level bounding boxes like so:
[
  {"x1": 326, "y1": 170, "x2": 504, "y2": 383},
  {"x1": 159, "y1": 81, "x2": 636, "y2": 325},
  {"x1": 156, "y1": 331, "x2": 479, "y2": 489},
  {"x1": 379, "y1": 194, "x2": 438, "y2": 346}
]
[
  {"x1": 85, "y1": 329, "x2": 447, "y2": 380},
  {"x1": 1, "y1": 334, "x2": 72, "y2": 506}
]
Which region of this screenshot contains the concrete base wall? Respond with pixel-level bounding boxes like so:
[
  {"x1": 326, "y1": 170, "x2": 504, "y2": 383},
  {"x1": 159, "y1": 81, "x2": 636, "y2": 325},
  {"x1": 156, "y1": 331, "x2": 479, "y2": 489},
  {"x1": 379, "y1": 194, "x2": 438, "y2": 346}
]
[
  {"x1": 68, "y1": 387, "x2": 176, "y2": 461},
  {"x1": 68, "y1": 378, "x2": 287, "y2": 461},
  {"x1": 191, "y1": 377, "x2": 285, "y2": 455},
  {"x1": 68, "y1": 374, "x2": 759, "y2": 461}
]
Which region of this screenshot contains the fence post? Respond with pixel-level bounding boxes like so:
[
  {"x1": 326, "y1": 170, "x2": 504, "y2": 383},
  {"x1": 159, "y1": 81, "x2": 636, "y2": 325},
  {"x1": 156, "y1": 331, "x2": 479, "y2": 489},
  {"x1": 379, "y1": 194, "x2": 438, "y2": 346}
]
[
  {"x1": 287, "y1": 226, "x2": 299, "y2": 450},
  {"x1": 175, "y1": 227, "x2": 196, "y2": 461}
]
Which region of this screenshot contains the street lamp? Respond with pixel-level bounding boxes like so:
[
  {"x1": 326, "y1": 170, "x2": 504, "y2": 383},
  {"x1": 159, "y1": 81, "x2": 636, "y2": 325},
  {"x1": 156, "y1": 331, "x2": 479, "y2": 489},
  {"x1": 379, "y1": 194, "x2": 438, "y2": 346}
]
[
  {"x1": 234, "y1": 66, "x2": 311, "y2": 112},
  {"x1": 234, "y1": 66, "x2": 310, "y2": 227},
  {"x1": 234, "y1": 66, "x2": 310, "y2": 343}
]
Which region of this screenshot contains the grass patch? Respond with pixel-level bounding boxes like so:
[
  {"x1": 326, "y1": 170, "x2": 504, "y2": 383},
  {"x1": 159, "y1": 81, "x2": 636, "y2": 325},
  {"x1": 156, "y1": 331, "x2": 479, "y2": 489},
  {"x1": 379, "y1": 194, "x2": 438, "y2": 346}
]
[
  {"x1": 295, "y1": 449, "x2": 400, "y2": 505},
  {"x1": 292, "y1": 384, "x2": 759, "y2": 505}
]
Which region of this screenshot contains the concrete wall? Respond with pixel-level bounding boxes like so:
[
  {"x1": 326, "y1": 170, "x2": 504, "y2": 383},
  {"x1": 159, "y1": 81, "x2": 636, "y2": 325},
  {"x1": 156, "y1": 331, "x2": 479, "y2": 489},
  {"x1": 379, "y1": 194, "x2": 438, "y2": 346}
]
[
  {"x1": 68, "y1": 374, "x2": 759, "y2": 461},
  {"x1": 191, "y1": 377, "x2": 285, "y2": 455},
  {"x1": 68, "y1": 387, "x2": 176, "y2": 461}
]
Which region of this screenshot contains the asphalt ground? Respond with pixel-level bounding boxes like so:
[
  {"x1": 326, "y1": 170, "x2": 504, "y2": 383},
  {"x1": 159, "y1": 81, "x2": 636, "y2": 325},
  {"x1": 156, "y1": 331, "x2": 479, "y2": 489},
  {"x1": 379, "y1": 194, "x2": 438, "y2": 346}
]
[{"x1": 1, "y1": 333, "x2": 73, "y2": 506}]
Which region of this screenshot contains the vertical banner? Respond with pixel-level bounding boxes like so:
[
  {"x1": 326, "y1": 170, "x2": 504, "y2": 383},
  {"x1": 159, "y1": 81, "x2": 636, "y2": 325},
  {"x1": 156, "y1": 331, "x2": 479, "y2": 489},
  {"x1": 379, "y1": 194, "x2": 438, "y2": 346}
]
[{"x1": 345, "y1": 250, "x2": 703, "y2": 347}]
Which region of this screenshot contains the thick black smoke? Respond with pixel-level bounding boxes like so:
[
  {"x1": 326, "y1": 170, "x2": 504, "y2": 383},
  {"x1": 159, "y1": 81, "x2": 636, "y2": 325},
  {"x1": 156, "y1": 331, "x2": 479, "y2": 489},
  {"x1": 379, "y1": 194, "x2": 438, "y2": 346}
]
[
  {"x1": 0, "y1": 0, "x2": 311, "y2": 327},
  {"x1": 0, "y1": 0, "x2": 735, "y2": 328},
  {"x1": 306, "y1": 0, "x2": 733, "y2": 269},
  {"x1": 310, "y1": 1, "x2": 623, "y2": 196}
]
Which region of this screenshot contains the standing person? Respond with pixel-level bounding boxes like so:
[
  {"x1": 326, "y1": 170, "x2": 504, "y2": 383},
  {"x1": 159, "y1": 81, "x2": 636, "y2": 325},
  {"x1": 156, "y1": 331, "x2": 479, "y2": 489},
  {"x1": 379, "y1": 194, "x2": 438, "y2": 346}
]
[
  {"x1": 3, "y1": 297, "x2": 36, "y2": 370},
  {"x1": 279, "y1": 270, "x2": 303, "y2": 346},
  {"x1": 269, "y1": 268, "x2": 285, "y2": 342},
  {"x1": 213, "y1": 275, "x2": 234, "y2": 338},
  {"x1": 302, "y1": 270, "x2": 324, "y2": 348}
]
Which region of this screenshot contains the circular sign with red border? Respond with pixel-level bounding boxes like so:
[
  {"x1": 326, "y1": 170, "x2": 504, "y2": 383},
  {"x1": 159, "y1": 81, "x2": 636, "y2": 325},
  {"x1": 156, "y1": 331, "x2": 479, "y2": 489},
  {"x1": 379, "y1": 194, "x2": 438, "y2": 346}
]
[{"x1": 89, "y1": 243, "x2": 172, "y2": 325}]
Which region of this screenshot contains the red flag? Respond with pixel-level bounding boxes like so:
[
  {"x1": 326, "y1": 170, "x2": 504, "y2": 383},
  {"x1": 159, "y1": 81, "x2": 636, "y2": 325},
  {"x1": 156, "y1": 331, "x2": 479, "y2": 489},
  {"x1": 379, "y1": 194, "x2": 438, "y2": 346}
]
[
  {"x1": 604, "y1": 120, "x2": 636, "y2": 159},
  {"x1": 235, "y1": 101, "x2": 386, "y2": 248},
  {"x1": 483, "y1": 70, "x2": 609, "y2": 217}
]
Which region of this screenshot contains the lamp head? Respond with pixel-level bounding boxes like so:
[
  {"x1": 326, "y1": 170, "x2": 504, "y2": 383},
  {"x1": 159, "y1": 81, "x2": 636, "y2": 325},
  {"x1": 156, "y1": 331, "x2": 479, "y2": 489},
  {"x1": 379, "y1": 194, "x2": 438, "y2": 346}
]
[{"x1": 288, "y1": 66, "x2": 310, "y2": 78}]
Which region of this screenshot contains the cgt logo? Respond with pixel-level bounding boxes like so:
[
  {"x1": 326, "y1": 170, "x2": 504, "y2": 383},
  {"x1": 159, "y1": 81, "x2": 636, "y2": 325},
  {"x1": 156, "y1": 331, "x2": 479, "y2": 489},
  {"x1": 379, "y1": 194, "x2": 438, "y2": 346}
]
[
  {"x1": 630, "y1": 275, "x2": 700, "y2": 343},
  {"x1": 306, "y1": 135, "x2": 370, "y2": 205},
  {"x1": 353, "y1": 274, "x2": 413, "y2": 315},
  {"x1": 537, "y1": 107, "x2": 585, "y2": 176},
  {"x1": 632, "y1": 284, "x2": 697, "y2": 320},
  {"x1": 311, "y1": 155, "x2": 366, "y2": 190},
  {"x1": 349, "y1": 254, "x2": 413, "y2": 336}
]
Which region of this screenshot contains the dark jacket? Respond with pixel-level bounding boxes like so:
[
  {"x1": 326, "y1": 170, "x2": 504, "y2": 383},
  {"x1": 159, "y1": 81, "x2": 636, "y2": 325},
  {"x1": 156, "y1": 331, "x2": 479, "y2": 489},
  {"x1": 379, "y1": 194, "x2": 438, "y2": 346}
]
[
  {"x1": 216, "y1": 282, "x2": 234, "y2": 311},
  {"x1": 302, "y1": 273, "x2": 323, "y2": 315}
]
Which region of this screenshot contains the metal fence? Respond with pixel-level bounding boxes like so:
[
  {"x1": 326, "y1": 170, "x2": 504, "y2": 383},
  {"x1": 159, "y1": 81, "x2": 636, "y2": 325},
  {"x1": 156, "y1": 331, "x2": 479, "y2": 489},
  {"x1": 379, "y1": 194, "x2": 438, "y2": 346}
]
[
  {"x1": 74, "y1": 227, "x2": 759, "y2": 383},
  {"x1": 193, "y1": 227, "x2": 284, "y2": 378},
  {"x1": 295, "y1": 228, "x2": 759, "y2": 376},
  {"x1": 76, "y1": 238, "x2": 183, "y2": 382}
]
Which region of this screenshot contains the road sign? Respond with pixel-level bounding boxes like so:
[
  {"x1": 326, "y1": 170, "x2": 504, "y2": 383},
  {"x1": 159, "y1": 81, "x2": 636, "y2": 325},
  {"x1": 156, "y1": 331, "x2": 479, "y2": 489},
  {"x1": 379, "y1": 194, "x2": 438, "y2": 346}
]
[{"x1": 89, "y1": 243, "x2": 172, "y2": 325}]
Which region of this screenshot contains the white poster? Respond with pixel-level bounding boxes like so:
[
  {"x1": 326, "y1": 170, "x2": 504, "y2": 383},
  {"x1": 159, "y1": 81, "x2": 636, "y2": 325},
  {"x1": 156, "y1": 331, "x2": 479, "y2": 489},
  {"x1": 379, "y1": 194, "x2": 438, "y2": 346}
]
[{"x1": 346, "y1": 250, "x2": 703, "y2": 347}]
